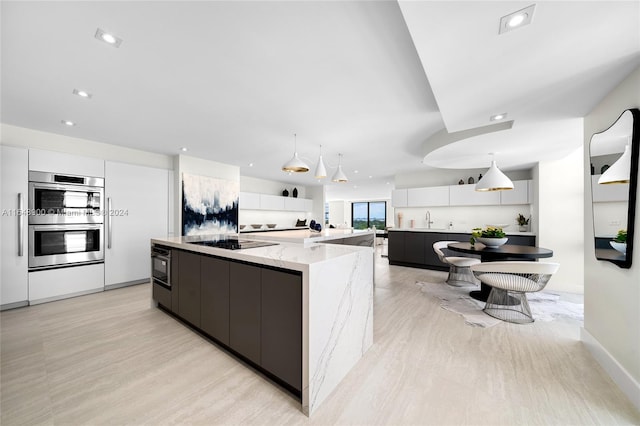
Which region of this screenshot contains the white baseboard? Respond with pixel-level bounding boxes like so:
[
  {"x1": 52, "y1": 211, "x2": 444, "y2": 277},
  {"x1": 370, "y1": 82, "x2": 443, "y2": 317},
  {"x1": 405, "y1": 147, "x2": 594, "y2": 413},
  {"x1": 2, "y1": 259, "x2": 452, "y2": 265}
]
[{"x1": 581, "y1": 327, "x2": 640, "y2": 412}]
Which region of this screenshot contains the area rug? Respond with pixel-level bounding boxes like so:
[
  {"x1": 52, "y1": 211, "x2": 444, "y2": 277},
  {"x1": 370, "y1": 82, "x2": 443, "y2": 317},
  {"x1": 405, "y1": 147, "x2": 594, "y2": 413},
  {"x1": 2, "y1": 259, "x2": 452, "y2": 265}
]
[{"x1": 416, "y1": 281, "x2": 584, "y2": 328}]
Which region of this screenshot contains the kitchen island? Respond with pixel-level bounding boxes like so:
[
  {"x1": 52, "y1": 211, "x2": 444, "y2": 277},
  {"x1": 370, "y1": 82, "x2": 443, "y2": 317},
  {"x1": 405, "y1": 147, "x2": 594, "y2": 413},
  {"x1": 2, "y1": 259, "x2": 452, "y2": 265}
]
[{"x1": 150, "y1": 235, "x2": 374, "y2": 416}]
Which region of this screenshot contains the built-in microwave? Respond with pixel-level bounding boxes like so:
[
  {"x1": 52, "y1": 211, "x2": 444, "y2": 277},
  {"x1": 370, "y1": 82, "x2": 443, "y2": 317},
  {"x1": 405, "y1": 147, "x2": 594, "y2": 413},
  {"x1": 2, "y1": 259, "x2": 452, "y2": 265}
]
[{"x1": 151, "y1": 246, "x2": 171, "y2": 289}]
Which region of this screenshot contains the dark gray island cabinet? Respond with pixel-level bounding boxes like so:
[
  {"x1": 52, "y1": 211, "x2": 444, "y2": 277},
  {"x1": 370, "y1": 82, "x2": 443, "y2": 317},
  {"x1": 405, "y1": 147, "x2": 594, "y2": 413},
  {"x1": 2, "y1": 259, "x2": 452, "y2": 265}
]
[
  {"x1": 150, "y1": 236, "x2": 373, "y2": 416},
  {"x1": 153, "y1": 248, "x2": 302, "y2": 393},
  {"x1": 388, "y1": 230, "x2": 536, "y2": 270}
]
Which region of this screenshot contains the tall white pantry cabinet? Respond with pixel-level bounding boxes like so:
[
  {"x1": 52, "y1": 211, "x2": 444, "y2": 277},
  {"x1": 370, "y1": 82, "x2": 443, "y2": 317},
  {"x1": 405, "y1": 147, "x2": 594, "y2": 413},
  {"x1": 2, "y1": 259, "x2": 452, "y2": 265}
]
[
  {"x1": 0, "y1": 146, "x2": 29, "y2": 309},
  {"x1": 105, "y1": 161, "x2": 169, "y2": 288}
]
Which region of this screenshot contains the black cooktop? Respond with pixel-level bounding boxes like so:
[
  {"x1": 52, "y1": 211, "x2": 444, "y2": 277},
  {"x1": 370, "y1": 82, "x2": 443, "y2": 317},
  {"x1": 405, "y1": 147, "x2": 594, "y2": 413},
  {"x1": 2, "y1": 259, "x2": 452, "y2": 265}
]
[{"x1": 188, "y1": 237, "x2": 277, "y2": 250}]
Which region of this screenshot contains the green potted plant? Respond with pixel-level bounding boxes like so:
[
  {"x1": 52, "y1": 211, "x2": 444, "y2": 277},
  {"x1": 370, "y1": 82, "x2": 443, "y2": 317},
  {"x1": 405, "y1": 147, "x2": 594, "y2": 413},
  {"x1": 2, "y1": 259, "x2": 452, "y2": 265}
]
[
  {"x1": 516, "y1": 214, "x2": 530, "y2": 232},
  {"x1": 471, "y1": 226, "x2": 508, "y2": 248},
  {"x1": 610, "y1": 229, "x2": 627, "y2": 254}
]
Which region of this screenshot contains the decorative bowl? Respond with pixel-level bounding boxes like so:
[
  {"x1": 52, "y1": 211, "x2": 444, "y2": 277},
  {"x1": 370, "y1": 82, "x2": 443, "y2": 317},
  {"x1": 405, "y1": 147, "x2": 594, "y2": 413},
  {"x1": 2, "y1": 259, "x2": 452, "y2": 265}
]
[
  {"x1": 266, "y1": 224, "x2": 277, "y2": 228},
  {"x1": 239, "y1": 224, "x2": 246, "y2": 230},
  {"x1": 250, "y1": 224, "x2": 262, "y2": 229},
  {"x1": 610, "y1": 241, "x2": 627, "y2": 254},
  {"x1": 476, "y1": 237, "x2": 508, "y2": 248}
]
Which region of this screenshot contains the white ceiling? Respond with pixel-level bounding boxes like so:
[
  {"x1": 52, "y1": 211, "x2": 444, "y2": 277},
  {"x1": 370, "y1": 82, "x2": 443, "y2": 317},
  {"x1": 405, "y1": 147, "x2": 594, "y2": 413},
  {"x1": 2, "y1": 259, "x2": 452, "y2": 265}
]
[{"x1": 2, "y1": 1, "x2": 639, "y2": 200}]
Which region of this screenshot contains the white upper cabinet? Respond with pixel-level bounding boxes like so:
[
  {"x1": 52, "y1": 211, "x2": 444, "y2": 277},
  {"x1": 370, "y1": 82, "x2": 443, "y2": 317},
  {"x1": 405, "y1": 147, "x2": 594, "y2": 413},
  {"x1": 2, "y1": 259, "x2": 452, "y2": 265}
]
[
  {"x1": 29, "y1": 149, "x2": 104, "y2": 177},
  {"x1": 449, "y1": 183, "x2": 500, "y2": 206},
  {"x1": 105, "y1": 161, "x2": 169, "y2": 287},
  {"x1": 240, "y1": 192, "x2": 312, "y2": 211},
  {"x1": 259, "y1": 194, "x2": 285, "y2": 210},
  {"x1": 240, "y1": 192, "x2": 260, "y2": 210},
  {"x1": 407, "y1": 186, "x2": 449, "y2": 207},
  {"x1": 591, "y1": 175, "x2": 629, "y2": 202},
  {"x1": 500, "y1": 180, "x2": 530, "y2": 205},
  {"x1": 284, "y1": 197, "x2": 306, "y2": 211},
  {"x1": 1, "y1": 146, "x2": 29, "y2": 309},
  {"x1": 391, "y1": 189, "x2": 408, "y2": 207}
]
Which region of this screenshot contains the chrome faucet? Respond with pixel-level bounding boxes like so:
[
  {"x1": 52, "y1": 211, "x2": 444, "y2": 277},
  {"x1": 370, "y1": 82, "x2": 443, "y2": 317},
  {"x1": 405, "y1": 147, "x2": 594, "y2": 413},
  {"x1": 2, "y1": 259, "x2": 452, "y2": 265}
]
[{"x1": 426, "y1": 211, "x2": 433, "y2": 229}]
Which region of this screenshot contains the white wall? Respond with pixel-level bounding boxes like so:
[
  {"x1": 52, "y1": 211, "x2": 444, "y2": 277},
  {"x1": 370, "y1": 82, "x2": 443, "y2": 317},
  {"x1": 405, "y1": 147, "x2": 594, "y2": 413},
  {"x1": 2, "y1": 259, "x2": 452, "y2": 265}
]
[
  {"x1": 536, "y1": 146, "x2": 585, "y2": 294},
  {"x1": 583, "y1": 66, "x2": 640, "y2": 411},
  {"x1": 0, "y1": 124, "x2": 172, "y2": 169}
]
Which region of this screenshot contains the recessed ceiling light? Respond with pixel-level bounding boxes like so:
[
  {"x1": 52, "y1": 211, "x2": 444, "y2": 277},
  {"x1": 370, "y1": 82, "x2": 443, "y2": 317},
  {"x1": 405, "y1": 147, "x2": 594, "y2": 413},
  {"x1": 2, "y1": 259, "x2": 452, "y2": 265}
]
[
  {"x1": 369, "y1": 175, "x2": 373, "y2": 179},
  {"x1": 248, "y1": 163, "x2": 254, "y2": 167},
  {"x1": 490, "y1": 113, "x2": 508, "y2": 121},
  {"x1": 386, "y1": 182, "x2": 390, "y2": 185},
  {"x1": 354, "y1": 170, "x2": 359, "y2": 174},
  {"x1": 499, "y1": 4, "x2": 535, "y2": 34},
  {"x1": 95, "y1": 28, "x2": 123, "y2": 47},
  {"x1": 61, "y1": 120, "x2": 76, "y2": 126},
  {"x1": 180, "y1": 147, "x2": 188, "y2": 152},
  {"x1": 72, "y1": 89, "x2": 92, "y2": 99}
]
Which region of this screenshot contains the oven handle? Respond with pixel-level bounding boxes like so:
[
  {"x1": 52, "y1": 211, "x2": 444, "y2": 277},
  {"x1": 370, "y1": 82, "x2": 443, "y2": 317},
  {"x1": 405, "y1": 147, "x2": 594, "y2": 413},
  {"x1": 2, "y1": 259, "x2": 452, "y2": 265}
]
[
  {"x1": 30, "y1": 224, "x2": 104, "y2": 232},
  {"x1": 107, "y1": 197, "x2": 112, "y2": 249},
  {"x1": 18, "y1": 193, "x2": 24, "y2": 256}
]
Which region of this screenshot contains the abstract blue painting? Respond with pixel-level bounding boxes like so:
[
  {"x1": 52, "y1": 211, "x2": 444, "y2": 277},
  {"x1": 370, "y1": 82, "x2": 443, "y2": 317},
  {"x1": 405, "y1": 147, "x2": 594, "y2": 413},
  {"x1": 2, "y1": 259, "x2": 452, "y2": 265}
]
[{"x1": 182, "y1": 173, "x2": 239, "y2": 236}]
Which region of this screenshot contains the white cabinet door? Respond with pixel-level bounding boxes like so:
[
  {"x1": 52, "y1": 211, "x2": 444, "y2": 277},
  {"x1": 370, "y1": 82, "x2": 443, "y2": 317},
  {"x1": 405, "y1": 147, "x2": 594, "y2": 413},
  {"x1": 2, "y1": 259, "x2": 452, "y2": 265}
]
[
  {"x1": 105, "y1": 161, "x2": 169, "y2": 288},
  {"x1": 391, "y1": 189, "x2": 408, "y2": 207},
  {"x1": 29, "y1": 148, "x2": 104, "y2": 177},
  {"x1": 407, "y1": 186, "x2": 449, "y2": 207},
  {"x1": 304, "y1": 199, "x2": 314, "y2": 212},
  {"x1": 284, "y1": 197, "x2": 306, "y2": 211},
  {"x1": 1, "y1": 146, "x2": 29, "y2": 309},
  {"x1": 449, "y1": 184, "x2": 500, "y2": 206},
  {"x1": 500, "y1": 180, "x2": 530, "y2": 205},
  {"x1": 259, "y1": 194, "x2": 285, "y2": 210},
  {"x1": 591, "y1": 175, "x2": 629, "y2": 202},
  {"x1": 240, "y1": 192, "x2": 260, "y2": 210}
]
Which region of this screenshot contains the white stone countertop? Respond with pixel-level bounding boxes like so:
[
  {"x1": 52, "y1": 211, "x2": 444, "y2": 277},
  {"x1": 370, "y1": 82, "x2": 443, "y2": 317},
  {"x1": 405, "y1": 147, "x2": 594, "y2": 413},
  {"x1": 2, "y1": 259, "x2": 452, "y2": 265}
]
[
  {"x1": 388, "y1": 227, "x2": 536, "y2": 236},
  {"x1": 242, "y1": 228, "x2": 375, "y2": 245},
  {"x1": 151, "y1": 235, "x2": 372, "y2": 273}
]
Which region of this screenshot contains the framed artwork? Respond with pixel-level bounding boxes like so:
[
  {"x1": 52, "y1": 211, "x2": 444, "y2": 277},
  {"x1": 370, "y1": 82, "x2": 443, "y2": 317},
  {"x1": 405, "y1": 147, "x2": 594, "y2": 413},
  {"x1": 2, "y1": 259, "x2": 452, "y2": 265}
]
[{"x1": 182, "y1": 173, "x2": 239, "y2": 236}]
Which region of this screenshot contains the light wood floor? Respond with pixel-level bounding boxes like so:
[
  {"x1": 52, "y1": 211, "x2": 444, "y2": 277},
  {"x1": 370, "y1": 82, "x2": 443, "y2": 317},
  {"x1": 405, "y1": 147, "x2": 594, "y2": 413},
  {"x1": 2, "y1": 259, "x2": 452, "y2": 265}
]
[{"x1": 2, "y1": 250, "x2": 639, "y2": 425}]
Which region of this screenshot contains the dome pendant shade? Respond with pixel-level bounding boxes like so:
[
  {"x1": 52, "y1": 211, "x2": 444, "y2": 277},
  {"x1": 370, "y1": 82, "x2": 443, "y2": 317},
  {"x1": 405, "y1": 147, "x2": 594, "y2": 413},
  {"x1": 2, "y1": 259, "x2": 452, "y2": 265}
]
[
  {"x1": 475, "y1": 160, "x2": 514, "y2": 191},
  {"x1": 331, "y1": 153, "x2": 348, "y2": 182},
  {"x1": 332, "y1": 165, "x2": 348, "y2": 182},
  {"x1": 281, "y1": 152, "x2": 309, "y2": 173},
  {"x1": 598, "y1": 144, "x2": 631, "y2": 184},
  {"x1": 282, "y1": 133, "x2": 309, "y2": 173},
  {"x1": 315, "y1": 155, "x2": 327, "y2": 179}
]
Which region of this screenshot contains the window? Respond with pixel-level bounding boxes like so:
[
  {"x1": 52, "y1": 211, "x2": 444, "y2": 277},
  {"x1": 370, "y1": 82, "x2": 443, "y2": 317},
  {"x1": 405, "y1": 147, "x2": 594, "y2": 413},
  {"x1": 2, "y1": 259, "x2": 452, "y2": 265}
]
[{"x1": 352, "y1": 201, "x2": 386, "y2": 230}]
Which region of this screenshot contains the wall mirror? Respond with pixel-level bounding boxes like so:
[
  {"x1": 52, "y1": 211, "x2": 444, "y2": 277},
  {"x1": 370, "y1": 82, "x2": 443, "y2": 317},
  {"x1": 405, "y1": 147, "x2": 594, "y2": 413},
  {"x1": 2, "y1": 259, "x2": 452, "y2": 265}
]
[{"x1": 589, "y1": 108, "x2": 639, "y2": 268}]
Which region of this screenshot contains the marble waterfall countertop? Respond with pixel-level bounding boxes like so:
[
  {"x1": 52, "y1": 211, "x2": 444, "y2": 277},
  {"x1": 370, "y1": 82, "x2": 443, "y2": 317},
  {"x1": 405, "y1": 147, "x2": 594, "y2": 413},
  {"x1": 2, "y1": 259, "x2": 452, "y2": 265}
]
[
  {"x1": 388, "y1": 227, "x2": 536, "y2": 236},
  {"x1": 151, "y1": 234, "x2": 374, "y2": 416}
]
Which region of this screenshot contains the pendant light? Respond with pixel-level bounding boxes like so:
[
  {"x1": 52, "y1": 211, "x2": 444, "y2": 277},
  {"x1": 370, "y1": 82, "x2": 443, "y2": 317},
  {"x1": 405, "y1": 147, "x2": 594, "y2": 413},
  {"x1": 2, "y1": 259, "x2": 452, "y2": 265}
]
[
  {"x1": 475, "y1": 153, "x2": 514, "y2": 192},
  {"x1": 281, "y1": 133, "x2": 309, "y2": 173},
  {"x1": 315, "y1": 144, "x2": 327, "y2": 179},
  {"x1": 598, "y1": 138, "x2": 631, "y2": 184},
  {"x1": 332, "y1": 153, "x2": 348, "y2": 182}
]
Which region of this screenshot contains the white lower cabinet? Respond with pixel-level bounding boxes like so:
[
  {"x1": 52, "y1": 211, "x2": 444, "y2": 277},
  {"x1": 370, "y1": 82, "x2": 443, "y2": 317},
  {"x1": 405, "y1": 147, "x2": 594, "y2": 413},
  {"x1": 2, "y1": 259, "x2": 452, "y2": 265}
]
[
  {"x1": 105, "y1": 161, "x2": 169, "y2": 288},
  {"x1": 29, "y1": 263, "x2": 104, "y2": 304},
  {"x1": 1, "y1": 146, "x2": 29, "y2": 310}
]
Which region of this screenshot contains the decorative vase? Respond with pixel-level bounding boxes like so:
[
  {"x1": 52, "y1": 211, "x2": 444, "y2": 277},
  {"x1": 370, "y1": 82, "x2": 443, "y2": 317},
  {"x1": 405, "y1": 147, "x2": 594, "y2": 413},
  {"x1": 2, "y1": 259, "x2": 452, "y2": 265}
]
[
  {"x1": 292, "y1": 187, "x2": 298, "y2": 198},
  {"x1": 282, "y1": 189, "x2": 289, "y2": 197},
  {"x1": 478, "y1": 173, "x2": 483, "y2": 181},
  {"x1": 519, "y1": 225, "x2": 527, "y2": 232},
  {"x1": 458, "y1": 179, "x2": 464, "y2": 185},
  {"x1": 468, "y1": 176, "x2": 474, "y2": 184}
]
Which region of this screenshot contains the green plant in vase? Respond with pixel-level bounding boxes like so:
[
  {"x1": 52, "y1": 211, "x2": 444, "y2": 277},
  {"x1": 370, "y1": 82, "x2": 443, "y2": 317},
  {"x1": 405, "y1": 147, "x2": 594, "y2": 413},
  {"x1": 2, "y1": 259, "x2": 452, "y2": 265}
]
[
  {"x1": 516, "y1": 213, "x2": 530, "y2": 231},
  {"x1": 470, "y1": 226, "x2": 506, "y2": 245},
  {"x1": 614, "y1": 229, "x2": 627, "y2": 243}
]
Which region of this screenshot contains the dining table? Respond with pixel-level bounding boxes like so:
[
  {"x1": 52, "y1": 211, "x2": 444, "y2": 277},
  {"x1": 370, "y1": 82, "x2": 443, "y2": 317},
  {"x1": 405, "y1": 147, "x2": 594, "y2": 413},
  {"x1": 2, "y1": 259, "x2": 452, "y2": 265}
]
[{"x1": 447, "y1": 242, "x2": 553, "y2": 302}]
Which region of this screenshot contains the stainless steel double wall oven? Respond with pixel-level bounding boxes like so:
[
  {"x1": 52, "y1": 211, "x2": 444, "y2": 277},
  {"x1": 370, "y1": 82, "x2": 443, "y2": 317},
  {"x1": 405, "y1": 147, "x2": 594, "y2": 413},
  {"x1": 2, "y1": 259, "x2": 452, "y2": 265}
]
[{"x1": 28, "y1": 171, "x2": 105, "y2": 270}]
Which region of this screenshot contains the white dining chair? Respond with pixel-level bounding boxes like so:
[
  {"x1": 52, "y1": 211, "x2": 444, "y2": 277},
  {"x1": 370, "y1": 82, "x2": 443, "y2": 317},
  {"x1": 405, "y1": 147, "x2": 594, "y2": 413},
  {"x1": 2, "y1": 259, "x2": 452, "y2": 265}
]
[
  {"x1": 470, "y1": 261, "x2": 560, "y2": 324},
  {"x1": 433, "y1": 241, "x2": 481, "y2": 286}
]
